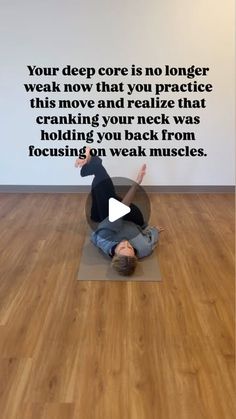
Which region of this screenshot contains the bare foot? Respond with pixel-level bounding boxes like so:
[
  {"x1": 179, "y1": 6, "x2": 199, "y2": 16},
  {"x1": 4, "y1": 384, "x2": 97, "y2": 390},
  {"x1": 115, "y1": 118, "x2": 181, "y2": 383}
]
[
  {"x1": 74, "y1": 147, "x2": 91, "y2": 168},
  {"x1": 136, "y1": 164, "x2": 147, "y2": 184}
]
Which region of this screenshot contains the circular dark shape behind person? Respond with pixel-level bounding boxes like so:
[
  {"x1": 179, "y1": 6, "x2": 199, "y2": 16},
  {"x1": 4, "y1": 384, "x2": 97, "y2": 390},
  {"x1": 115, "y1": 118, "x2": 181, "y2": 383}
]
[{"x1": 85, "y1": 176, "x2": 151, "y2": 240}]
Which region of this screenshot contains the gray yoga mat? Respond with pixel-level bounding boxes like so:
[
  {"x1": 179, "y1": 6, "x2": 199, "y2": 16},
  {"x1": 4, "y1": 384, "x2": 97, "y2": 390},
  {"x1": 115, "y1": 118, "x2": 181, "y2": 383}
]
[{"x1": 77, "y1": 235, "x2": 161, "y2": 282}]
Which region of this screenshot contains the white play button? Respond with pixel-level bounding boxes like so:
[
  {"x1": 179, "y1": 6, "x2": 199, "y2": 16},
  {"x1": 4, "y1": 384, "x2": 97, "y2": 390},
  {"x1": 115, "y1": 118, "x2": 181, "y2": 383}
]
[{"x1": 108, "y1": 198, "x2": 130, "y2": 222}]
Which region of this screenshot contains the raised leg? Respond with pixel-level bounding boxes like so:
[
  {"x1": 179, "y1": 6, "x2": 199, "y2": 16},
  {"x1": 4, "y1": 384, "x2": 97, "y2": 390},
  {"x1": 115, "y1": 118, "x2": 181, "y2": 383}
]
[
  {"x1": 81, "y1": 157, "x2": 117, "y2": 222},
  {"x1": 79, "y1": 154, "x2": 145, "y2": 226}
]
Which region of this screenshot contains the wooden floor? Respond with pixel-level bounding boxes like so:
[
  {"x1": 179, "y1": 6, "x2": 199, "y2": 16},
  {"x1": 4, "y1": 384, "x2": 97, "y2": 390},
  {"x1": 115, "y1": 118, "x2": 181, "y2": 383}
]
[{"x1": 0, "y1": 193, "x2": 234, "y2": 419}]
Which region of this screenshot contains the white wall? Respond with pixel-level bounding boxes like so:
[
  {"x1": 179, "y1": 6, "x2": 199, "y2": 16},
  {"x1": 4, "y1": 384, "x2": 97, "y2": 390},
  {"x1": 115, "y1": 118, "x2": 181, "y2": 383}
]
[{"x1": 0, "y1": 0, "x2": 235, "y2": 186}]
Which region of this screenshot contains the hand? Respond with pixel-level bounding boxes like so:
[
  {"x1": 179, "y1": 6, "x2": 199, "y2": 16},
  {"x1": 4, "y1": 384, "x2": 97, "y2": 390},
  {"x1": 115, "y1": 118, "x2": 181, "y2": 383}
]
[
  {"x1": 156, "y1": 226, "x2": 165, "y2": 233},
  {"x1": 136, "y1": 164, "x2": 147, "y2": 184}
]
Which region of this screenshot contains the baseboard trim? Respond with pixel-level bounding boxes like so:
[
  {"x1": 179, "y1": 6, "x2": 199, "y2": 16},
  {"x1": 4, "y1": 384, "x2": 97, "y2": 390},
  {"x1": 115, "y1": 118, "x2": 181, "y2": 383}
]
[{"x1": 0, "y1": 185, "x2": 234, "y2": 193}]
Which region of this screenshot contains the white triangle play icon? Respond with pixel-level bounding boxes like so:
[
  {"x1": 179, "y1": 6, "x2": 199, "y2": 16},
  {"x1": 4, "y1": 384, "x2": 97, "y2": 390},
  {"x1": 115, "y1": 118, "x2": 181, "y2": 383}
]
[{"x1": 108, "y1": 198, "x2": 130, "y2": 222}]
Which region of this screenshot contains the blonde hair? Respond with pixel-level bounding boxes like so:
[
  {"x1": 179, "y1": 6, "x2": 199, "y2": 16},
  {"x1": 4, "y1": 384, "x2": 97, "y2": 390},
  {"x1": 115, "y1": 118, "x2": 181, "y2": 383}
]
[{"x1": 111, "y1": 255, "x2": 137, "y2": 276}]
